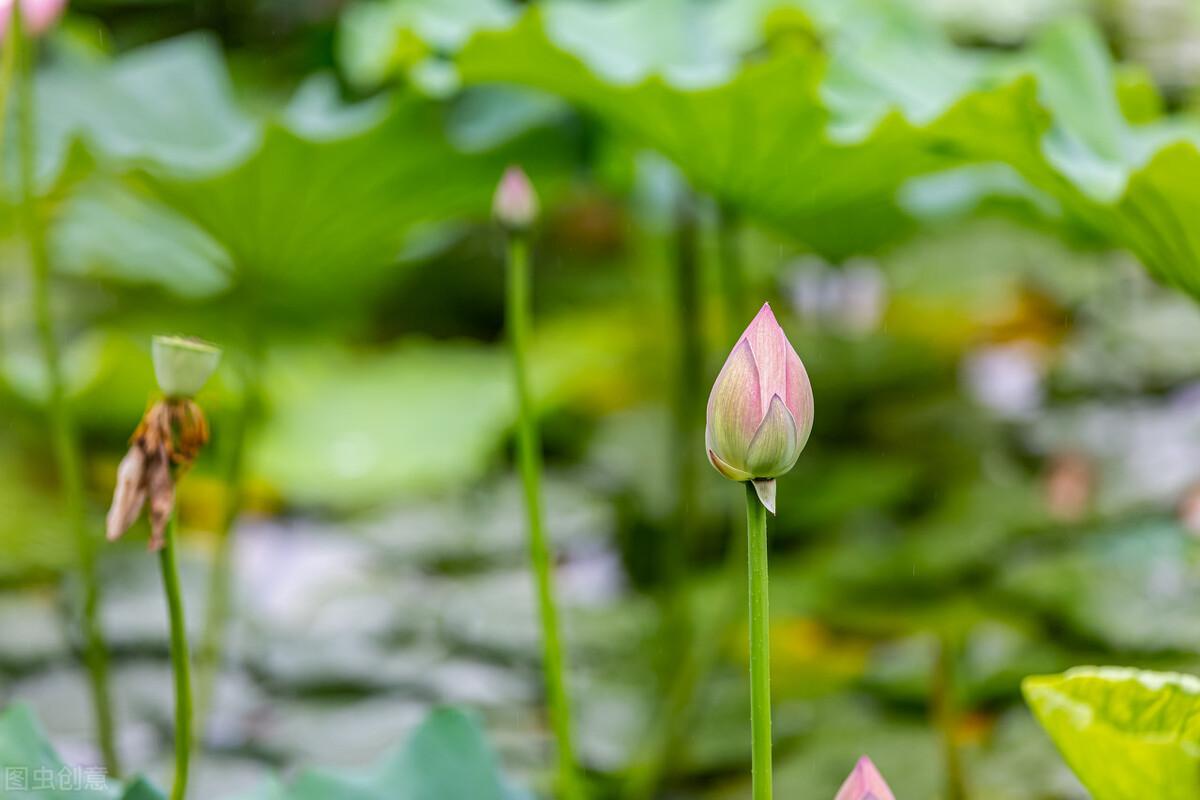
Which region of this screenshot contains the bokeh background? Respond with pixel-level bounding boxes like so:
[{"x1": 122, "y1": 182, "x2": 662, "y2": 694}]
[{"x1": 4, "y1": 0, "x2": 1200, "y2": 797}]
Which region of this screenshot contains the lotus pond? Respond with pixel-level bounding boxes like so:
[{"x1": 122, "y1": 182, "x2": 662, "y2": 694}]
[{"x1": 2, "y1": 0, "x2": 1200, "y2": 798}]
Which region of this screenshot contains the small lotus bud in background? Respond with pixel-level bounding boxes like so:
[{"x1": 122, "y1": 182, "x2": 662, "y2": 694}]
[
  {"x1": 706, "y1": 302, "x2": 814, "y2": 513},
  {"x1": 834, "y1": 756, "x2": 896, "y2": 800},
  {"x1": 0, "y1": 0, "x2": 68, "y2": 39},
  {"x1": 493, "y1": 165, "x2": 539, "y2": 232},
  {"x1": 152, "y1": 335, "x2": 221, "y2": 399}
]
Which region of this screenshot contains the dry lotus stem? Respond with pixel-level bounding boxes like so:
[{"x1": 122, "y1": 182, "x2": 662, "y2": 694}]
[{"x1": 106, "y1": 398, "x2": 210, "y2": 551}]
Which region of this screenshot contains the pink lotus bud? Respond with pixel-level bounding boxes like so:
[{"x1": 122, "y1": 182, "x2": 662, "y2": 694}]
[
  {"x1": 493, "y1": 166, "x2": 539, "y2": 232},
  {"x1": 706, "y1": 302, "x2": 813, "y2": 513},
  {"x1": 834, "y1": 756, "x2": 896, "y2": 800},
  {"x1": 0, "y1": 0, "x2": 67, "y2": 39}
]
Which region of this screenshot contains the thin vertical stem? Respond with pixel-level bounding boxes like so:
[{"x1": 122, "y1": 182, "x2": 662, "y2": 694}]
[
  {"x1": 193, "y1": 354, "x2": 257, "y2": 734},
  {"x1": 670, "y1": 189, "x2": 703, "y2": 586},
  {"x1": 13, "y1": 7, "x2": 121, "y2": 776},
  {"x1": 621, "y1": 200, "x2": 745, "y2": 800},
  {"x1": 0, "y1": 12, "x2": 15, "y2": 353},
  {"x1": 506, "y1": 234, "x2": 585, "y2": 800},
  {"x1": 159, "y1": 515, "x2": 193, "y2": 800},
  {"x1": 745, "y1": 483, "x2": 772, "y2": 800},
  {"x1": 716, "y1": 204, "x2": 746, "y2": 339},
  {"x1": 935, "y1": 631, "x2": 968, "y2": 800}
]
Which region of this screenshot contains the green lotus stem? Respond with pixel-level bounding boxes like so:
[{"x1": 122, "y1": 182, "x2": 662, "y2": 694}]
[
  {"x1": 505, "y1": 234, "x2": 585, "y2": 800},
  {"x1": 716, "y1": 204, "x2": 746, "y2": 335},
  {"x1": 622, "y1": 201, "x2": 747, "y2": 800},
  {"x1": 935, "y1": 631, "x2": 968, "y2": 800},
  {"x1": 669, "y1": 190, "x2": 702, "y2": 588},
  {"x1": 13, "y1": 6, "x2": 121, "y2": 776},
  {"x1": 745, "y1": 482, "x2": 772, "y2": 800},
  {"x1": 159, "y1": 514, "x2": 193, "y2": 800},
  {"x1": 0, "y1": 13, "x2": 16, "y2": 193},
  {"x1": 193, "y1": 358, "x2": 257, "y2": 735}
]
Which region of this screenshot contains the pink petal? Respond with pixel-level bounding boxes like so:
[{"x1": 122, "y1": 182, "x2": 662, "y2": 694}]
[
  {"x1": 744, "y1": 394, "x2": 800, "y2": 478},
  {"x1": 785, "y1": 340, "x2": 815, "y2": 447},
  {"x1": 834, "y1": 756, "x2": 896, "y2": 800},
  {"x1": 706, "y1": 339, "x2": 762, "y2": 468},
  {"x1": 739, "y1": 303, "x2": 790, "y2": 419}
]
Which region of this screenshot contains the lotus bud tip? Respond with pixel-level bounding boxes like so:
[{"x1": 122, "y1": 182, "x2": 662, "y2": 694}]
[
  {"x1": 493, "y1": 165, "x2": 539, "y2": 232},
  {"x1": 834, "y1": 755, "x2": 896, "y2": 800},
  {"x1": 2, "y1": 0, "x2": 68, "y2": 39}
]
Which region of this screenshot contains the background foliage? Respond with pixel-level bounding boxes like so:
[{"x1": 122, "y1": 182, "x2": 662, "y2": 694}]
[{"x1": 4, "y1": 0, "x2": 1200, "y2": 797}]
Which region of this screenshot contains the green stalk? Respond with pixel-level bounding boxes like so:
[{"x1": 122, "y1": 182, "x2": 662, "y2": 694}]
[
  {"x1": 193, "y1": 362, "x2": 256, "y2": 733},
  {"x1": 505, "y1": 234, "x2": 585, "y2": 800},
  {"x1": 13, "y1": 7, "x2": 121, "y2": 776},
  {"x1": 669, "y1": 190, "x2": 703, "y2": 587},
  {"x1": 159, "y1": 515, "x2": 193, "y2": 800},
  {"x1": 716, "y1": 204, "x2": 746, "y2": 337},
  {"x1": 0, "y1": 10, "x2": 16, "y2": 186},
  {"x1": 622, "y1": 202, "x2": 745, "y2": 800},
  {"x1": 935, "y1": 631, "x2": 968, "y2": 800},
  {"x1": 745, "y1": 482, "x2": 772, "y2": 800}
]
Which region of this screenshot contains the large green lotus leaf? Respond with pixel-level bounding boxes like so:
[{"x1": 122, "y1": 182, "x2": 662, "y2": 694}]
[
  {"x1": 250, "y1": 314, "x2": 626, "y2": 508},
  {"x1": 238, "y1": 707, "x2": 529, "y2": 800},
  {"x1": 2, "y1": 32, "x2": 256, "y2": 198},
  {"x1": 142, "y1": 74, "x2": 568, "y2": 315},
  {"x1": 1023, "y1": 667, "x2": 1200, "y2": 800},
  {"x1": 452, "y1": 3, "x2": 1045, "y2": 258},
  {"x1": 337, "y1": 0, "x2": 518, "y2": 91},
  {"x1": 444, "y1": 2, "x2": 1200, "y2": 298},
  {"x1": 49, "y1": 178, "x2": 233, "y2": 299},
  {"x1": 0, "y1": 704, "x2": 164, "y2": 799},
  {"x1": 250, "y1": 342, "x2": 518, "y2": 508},
  {"x1": 27, "y1": 36, "x2": 569, "y2": 309}
]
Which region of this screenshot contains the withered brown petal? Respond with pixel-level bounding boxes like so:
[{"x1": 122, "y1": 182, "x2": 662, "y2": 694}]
[
  {"x1": 146, "y1": 448, "x2": 175, "y2": 552},
  {"x1": 106, "y1": 446, "x2": 148, "y2": 542}
]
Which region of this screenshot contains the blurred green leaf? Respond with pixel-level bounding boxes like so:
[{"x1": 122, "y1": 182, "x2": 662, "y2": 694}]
[
  {"x1": 241, "y1": 707, "x2": 528, "y2": 800},
  {"x1": 338, "y1": 0, "x2": 517, "y2": 91},
  {"x1": 251, "y1": 323, "x2": 612, "y2": 508},
  {"x1": 143, "y1": 80, "x2": 554, "y2": 315},
  {"x1": 1024, "y1": 667, "x2": 1200, "y2": 800},
  {"x1": 30, "y1": 37, "x2": 570, "y2": 313},
  {"x1": 443, "y1": 2, "x2": 1200, "y2": 304},
  {"x1": 0, "y1": 704, "x2": 163, "y2": 798},
  {"x1": 251, "y1": 342, "x2": 518, "y2": 508},
  {"x1": 1000, "y1": 520, "x2": 1200, "y2": 653},
  {"x1": 7, "y1": 32, "x2": 256, "y2": 197},
  {"x1": 453, "y1": 3, "x2": 1042, "y2": 258},
  {"x1": 50, "y1": 179, "x2": 232, "y2": 299}
]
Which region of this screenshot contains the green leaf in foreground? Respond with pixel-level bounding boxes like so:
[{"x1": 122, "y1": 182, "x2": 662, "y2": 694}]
[
  {"x1": 1023, "y1": 666, "x2": 1200, "y2": 800},
  {"x1": 242, "y1": 707, "x2": 529, "y2": 800},
  {"x1": 0, "y1": 704, "x2": 163, "y2": 799},
  {"x1": 0, "y1": 703, "x2": 523, "y2": 800}
]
